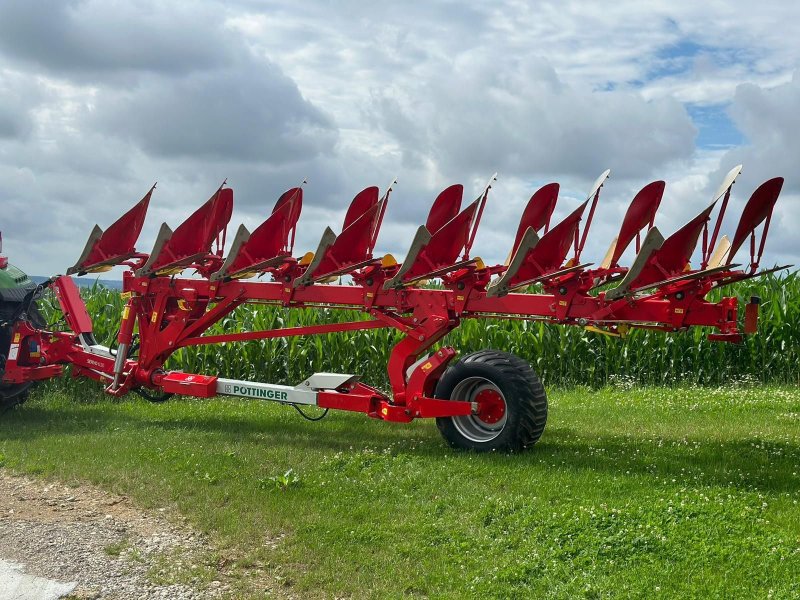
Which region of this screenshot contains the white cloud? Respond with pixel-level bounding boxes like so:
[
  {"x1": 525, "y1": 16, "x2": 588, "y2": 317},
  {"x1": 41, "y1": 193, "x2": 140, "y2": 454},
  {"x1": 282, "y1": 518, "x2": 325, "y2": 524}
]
[
  {"x1": 87, "y1": 55, "x2": 338, "y2": 163},
  {"x1": 368, "y1": 54, "x2": 696, "y2": 181},
  {"x1": 0, "y1": 0, "x2": 236, "y2": 76},
  {"x1": 0, "y1": 0, "x2": 797, "y2": 276},
  {"x1": 722, "y1": 73, "x2": 800, "y2": 190}
]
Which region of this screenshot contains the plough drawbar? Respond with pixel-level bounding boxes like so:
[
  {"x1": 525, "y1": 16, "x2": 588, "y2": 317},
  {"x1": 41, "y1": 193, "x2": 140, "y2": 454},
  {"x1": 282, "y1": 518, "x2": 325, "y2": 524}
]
[{"x1": 0, "y1": 166, "x2": 789, "y2": 451}]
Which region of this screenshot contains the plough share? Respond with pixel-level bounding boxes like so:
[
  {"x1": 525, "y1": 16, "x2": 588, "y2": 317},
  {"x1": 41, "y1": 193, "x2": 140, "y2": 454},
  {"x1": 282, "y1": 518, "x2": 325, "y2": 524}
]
[{"x1": 0, "y1": 165, "x2": 788, "y2": 451}]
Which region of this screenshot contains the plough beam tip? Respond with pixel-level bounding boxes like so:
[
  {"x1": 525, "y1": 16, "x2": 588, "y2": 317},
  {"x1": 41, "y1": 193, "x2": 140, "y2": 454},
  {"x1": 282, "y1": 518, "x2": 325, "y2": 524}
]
[{"x1": 1, "y1": 165, "x2": 787, "y2": 452}]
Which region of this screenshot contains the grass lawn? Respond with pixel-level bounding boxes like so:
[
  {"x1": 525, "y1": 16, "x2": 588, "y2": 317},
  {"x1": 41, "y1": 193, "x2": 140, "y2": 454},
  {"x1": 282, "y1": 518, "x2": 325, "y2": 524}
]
[{"x1": 1, "y1": 384, "x2": 799, "y2": 598}]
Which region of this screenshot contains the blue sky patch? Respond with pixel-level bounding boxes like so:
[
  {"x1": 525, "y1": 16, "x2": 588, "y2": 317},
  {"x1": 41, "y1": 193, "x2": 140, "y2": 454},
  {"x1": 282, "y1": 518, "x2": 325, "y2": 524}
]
[
  {"x1": 687, "y1": 104, "x2": 746, "y2": 148},
  {"x1": 652, "y1": 39, "x2": 705, "y2": 78}
]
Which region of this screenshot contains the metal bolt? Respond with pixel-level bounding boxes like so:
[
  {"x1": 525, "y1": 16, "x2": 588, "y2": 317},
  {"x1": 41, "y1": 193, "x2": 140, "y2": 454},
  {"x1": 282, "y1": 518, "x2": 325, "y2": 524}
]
[
  {"x1": 366, "y1": 278, "x2": 374, "y2": 286},
  {"x1": 559, "y1": 286, "x2": 568, "y2": 295},
  {"x1": 457, "y1": 282, "x2": 465, "y2": 290},
  {"x1": 675, "y1": 292, "x2": 684, "y2": 300}
]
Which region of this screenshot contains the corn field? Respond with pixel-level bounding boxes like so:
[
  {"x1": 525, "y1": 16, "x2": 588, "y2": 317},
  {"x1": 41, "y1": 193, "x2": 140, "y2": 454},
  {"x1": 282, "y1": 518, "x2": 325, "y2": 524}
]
[{"x1": 41, "y1": 271, "x2": 799, "y2": 390}]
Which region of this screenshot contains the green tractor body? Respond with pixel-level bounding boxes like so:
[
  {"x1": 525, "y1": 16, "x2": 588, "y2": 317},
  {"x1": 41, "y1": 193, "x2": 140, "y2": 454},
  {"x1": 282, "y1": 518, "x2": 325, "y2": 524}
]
[{"x1": 0, "y1": 261, "x2": 37, "y2": 301}]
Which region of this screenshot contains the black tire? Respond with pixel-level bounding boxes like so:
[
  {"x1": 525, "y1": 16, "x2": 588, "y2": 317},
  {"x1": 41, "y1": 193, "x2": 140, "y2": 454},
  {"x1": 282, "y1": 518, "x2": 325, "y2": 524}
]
[{"x1": 435, "y1": 350, "x2": 547, "y2": 452}]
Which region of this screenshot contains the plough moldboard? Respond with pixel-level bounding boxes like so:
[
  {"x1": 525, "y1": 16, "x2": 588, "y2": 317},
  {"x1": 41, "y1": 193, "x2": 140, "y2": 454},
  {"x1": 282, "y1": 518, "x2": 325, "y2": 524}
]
[{"x1": 0, "y1": 166, "x2": 789, "y2": 450}]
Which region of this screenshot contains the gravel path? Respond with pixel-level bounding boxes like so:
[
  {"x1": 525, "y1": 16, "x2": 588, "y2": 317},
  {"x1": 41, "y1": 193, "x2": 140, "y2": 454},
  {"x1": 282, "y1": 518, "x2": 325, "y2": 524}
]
[{"x1": 0, "y1": 471, "x2": 239, "y2": 599}]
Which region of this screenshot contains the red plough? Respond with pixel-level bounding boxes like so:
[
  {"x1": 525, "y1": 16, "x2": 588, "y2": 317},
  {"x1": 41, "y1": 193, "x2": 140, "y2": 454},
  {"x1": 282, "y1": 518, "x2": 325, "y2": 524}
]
[{"x1": 0, "y1": 166, "x2": 789, "y2": 451}]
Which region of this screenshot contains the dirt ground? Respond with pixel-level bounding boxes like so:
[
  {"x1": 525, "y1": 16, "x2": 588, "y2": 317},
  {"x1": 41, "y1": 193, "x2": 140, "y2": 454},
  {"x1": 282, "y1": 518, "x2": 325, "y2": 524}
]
[{"x1": 0, "y1": 470, "x2": 251, "y2": 599}]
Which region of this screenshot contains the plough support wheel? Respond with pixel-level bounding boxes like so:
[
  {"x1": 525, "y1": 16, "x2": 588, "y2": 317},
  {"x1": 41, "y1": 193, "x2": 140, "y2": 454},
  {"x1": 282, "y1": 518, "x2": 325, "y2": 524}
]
[{"x1": 435, "y1": 350, "x2": 548, "y2": 452}]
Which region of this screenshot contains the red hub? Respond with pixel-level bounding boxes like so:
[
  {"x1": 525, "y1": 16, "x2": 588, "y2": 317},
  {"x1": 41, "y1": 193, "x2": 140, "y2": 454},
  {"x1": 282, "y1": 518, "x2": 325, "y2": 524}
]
[{"x1": 475, "y1": 388, "x2": 506, "y2": 424}]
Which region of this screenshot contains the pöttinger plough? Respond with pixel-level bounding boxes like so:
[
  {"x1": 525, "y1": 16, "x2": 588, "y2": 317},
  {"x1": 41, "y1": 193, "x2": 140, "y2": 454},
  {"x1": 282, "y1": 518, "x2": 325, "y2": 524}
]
[{"x1": 0, "y1": 166, "x2": 788, "y2": 451}]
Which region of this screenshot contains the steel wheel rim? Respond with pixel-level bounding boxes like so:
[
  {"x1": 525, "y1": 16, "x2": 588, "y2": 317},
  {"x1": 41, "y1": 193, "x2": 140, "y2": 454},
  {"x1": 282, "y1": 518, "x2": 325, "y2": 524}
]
[{"x1": 450, "y1": 377, "x2": 508, "y2": 443}]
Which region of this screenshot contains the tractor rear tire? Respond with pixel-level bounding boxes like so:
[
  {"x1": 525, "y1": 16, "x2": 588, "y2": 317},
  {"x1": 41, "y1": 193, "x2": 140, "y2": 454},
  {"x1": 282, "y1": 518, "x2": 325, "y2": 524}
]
[{"x1": 435, "y1": 350, "x2": 547, "y2": 452}]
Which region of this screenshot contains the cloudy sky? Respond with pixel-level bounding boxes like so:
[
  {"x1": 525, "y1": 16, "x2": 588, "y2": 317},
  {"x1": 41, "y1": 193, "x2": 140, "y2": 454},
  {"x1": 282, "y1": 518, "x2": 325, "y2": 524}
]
[{"x1": 1, "y1": 0, "x2": 797, "y2": 277}]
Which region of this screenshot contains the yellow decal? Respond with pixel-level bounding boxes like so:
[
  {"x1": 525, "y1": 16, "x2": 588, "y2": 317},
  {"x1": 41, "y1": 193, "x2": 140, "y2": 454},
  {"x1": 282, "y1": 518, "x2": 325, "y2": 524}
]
[
  {"x1": 421, "y1": 362, "x2": 433, "y2": 371},
  {"x1": 120, "y1": 291, "x2": 133, "y2": 300},
  {"x1": 456, "y1": 295, "x2": 464, "y2": 301},
  {"x1": 381, "y1": 407, "x2": 389, "y2": 416},
  {"x1": 13, "y1": 333, "x2": 20, "y2": 343},
  {"x1": 284, "y1": 287, "x2": 291, "y2": 293},
  {"x1": 559, "y1": 300, "x2": 568, "y2": 306},
  {"x1": 177, "y1": 299, "x2": 190, "y2": 311},
  {"x1": 151, "y1": 311, "x2": 158, "y2": 323},
  {"x1": 122, "y1": 306, "x2": 130, "y2": 320},
  {"x1": 366, "y1": 292, "x2": 374, "y2": 298},
  {"x1": 674, "y1": 308, "x2": 684, "y2": 314}
]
